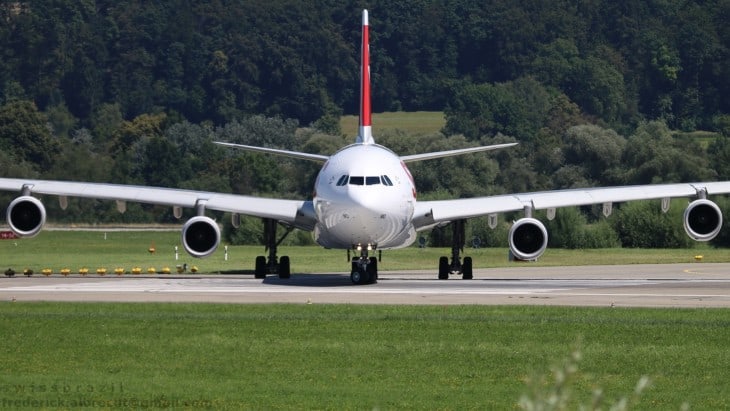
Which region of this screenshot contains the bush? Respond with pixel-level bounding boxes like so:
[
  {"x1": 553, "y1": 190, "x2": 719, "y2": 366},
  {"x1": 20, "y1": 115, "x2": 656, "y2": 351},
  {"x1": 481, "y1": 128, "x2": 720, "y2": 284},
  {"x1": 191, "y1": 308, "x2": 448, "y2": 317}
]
[
  {"x1": 544, "y1": 208, "x2": 620, "y2": 249},
  {"x1": 612, "y1": 200, "x2": 693, "y2": 248},
  {"x1": 223, "y1": 214, "x2": 315, "y2": 246},
  {"x1": 545, "y1": 208, "x2": 587, "y2": 249},
  {"x1": 468, "y1": 217, "x2": 510, "y2": 248},
  {"x1": 583, "y1": 219, "x2": 621, "y2": 248}
]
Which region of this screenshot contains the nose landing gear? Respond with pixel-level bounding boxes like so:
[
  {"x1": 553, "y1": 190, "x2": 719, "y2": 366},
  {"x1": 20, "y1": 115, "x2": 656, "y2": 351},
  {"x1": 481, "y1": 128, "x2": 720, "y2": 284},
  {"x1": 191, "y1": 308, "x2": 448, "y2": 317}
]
[{"x1": 350, "y1": 244, "x2": 378, "y2": 285}]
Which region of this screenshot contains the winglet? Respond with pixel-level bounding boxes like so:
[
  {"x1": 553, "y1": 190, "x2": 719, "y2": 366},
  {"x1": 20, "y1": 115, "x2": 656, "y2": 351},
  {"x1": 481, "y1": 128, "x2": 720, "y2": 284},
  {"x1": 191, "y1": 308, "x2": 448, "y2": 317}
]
[{"x1": 357, "y1": 9, "x2": 374, "y2": 145}]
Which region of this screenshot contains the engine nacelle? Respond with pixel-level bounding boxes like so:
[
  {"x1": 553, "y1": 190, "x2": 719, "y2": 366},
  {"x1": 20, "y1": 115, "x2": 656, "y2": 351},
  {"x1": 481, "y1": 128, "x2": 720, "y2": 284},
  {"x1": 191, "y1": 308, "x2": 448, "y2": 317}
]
[
  {"x1": 7, "y1": 196, "x2": 46, "y2": 238},
  {"x1": 181, "y1": 216, "x2": 221, "y2": 258},
  {"x1": 508, "y1": 217, "x2": 548, "y2": 261},
  {"x1": 683, "y1": 199, "x2": 723, "y2": 241}
]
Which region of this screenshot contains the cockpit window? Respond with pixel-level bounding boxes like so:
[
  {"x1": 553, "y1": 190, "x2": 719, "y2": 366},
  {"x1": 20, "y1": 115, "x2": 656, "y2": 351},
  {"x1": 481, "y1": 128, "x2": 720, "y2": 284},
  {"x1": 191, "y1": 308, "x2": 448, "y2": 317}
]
[
  {"x1": 336, "y1": 175, "x2": 349, "y2": 186},
  {"x1": 337, "y1": 175, "x2": 394, "y2": 187},
  {"x1": 366, "y1": 176, "x2": 380, "y2": 185}
]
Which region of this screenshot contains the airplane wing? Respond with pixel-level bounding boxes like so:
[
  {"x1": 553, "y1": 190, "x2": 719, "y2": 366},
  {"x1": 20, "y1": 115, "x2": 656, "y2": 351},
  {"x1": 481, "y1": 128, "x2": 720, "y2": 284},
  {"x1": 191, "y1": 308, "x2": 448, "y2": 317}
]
[
  {"x1": 214, "y1": 142, "x2": 329, "y2": 162},
  {"x1": 400, "y1": 143, "x2": 518, "y2": 163},
  {"x1": 0, "y1": 178, "x2": 316, "y2": 230},
  {"x1": 413, "y1": 182, "x2": 730, "y2": 227}
]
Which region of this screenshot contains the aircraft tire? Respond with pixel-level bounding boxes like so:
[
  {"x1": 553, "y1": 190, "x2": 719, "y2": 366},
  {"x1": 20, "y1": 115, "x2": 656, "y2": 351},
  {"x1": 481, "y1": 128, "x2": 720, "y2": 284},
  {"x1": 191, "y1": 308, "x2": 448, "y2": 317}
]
[
  {"x1": 438, "y1": 256, "x2": 449, "y2": 280},
  {"x1": 279, "y1": 256, "x2": 291, "y2": 279},
  {"x1": 367, "y1": 257, "x2": 378, "y2": 284},
  {"x1": 462, "y1": 257, "x2": 473, "y2": 280},
  {"x1": 350, "y1": 269, "x2": 362, "y2": 284},
  {"x1": 255, "y1": 256, "x2": 266, "y2": 279}
]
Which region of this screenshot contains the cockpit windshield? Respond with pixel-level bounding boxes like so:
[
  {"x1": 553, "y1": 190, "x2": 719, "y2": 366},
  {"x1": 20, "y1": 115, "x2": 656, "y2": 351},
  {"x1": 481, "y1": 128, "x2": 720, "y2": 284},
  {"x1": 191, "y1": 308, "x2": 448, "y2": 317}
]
[{"x1": 335, "y1": 175, "x2": 394, "y2": 187}]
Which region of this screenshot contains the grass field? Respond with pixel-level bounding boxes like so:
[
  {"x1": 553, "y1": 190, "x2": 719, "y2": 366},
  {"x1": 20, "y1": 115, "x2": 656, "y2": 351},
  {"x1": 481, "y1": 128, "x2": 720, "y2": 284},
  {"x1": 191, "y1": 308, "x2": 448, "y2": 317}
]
[
  {"x1": 1, "y1": 230, "x2": 728, "y2": 275},
  {"x1": 340, "y1": 111, "x2": 445, "y2": 138},
  {"x1": 1, "y1": 303, "x2": 729, "y2": 409},
  {"x1": 3, "y1": 231, "x2": 730, "y2": 409}
]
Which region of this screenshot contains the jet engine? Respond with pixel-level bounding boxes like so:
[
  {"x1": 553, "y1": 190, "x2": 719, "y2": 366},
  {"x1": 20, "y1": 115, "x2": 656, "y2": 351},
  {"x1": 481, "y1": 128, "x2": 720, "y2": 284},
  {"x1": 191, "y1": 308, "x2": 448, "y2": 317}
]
[
  {"x1": 683, "y1": 199, "x2": 723, "y2": 241},
  {"x1": 508, "y1": 217, "x2": 548, "y2": 261},
  {"x1": 181, "y1": 216, "x2": 221, "y2": 258},
  {"x1": 7, "y1": 196, "x2": 46, "y2": 238}
]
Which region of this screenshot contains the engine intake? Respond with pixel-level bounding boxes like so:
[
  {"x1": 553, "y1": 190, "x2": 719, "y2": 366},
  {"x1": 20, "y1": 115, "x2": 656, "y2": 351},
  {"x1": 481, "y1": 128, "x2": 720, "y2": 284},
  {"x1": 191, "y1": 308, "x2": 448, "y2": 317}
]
[
  {"x1": 7, "y1": 196, "x2": 46, "y2": 238},
  {"x1": 683, "y1": 199, "x2": 723, "y2": 241},
  {"x1": 181, "y1": 216, "x2": 221, "y2": 258},
  {"x1": 508, "y1": 217, "x2": 548, "y2": 261}
]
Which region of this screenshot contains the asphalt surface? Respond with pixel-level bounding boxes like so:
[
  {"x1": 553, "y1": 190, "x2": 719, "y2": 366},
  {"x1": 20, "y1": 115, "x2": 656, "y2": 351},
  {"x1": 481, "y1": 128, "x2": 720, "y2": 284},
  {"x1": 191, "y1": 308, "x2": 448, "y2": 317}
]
[{"x1": 2, "y1": 263, "x2": 730, "y2": 307}]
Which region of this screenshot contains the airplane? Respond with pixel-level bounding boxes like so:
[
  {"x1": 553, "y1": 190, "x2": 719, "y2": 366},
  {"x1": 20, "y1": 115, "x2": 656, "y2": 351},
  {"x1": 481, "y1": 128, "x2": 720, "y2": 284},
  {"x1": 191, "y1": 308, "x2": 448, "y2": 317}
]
[{"x1": 2, "y1": 9, "x2": 730, "y2": 284}]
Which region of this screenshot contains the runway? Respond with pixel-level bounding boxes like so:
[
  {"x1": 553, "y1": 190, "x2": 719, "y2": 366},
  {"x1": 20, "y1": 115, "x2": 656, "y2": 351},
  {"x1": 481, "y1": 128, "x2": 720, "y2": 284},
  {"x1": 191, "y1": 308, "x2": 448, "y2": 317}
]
[{"x1": 2, "y1": 263, "x2": 730, "y2": 307}]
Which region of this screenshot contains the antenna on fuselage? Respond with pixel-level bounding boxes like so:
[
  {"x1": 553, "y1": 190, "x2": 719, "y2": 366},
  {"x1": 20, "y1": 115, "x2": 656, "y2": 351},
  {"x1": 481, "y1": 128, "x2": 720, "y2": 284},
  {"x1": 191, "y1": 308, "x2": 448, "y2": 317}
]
[{"x1": 356, "y1": 9, "x2": 374, "y2": 145}]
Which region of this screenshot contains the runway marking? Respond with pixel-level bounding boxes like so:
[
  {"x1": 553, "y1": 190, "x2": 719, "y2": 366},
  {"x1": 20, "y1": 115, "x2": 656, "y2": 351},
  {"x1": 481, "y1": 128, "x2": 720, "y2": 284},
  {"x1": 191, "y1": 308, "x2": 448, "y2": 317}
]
[
  {"x1": 1, "y1": 281, "x2": 560, "y2": 296},
  {"x1": 4, "y1": 273, "x2": 730, "y2": 308},
  {"x1": 3, "y1": 278, "x2": 727, "y2": 299}
]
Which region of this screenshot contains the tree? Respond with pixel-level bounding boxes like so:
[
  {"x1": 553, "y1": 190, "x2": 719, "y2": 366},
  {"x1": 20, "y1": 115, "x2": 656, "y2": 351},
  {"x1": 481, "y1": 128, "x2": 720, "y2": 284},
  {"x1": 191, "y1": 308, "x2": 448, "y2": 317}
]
[
  {"x1": 568, "y1": 54, "x2": 628, "y2": 125},
  {"x1": 443, "y1": 78, "x2": 551, "y2": 142},
  {"x1": 45, "y1": 102, "x2": 78, "y2": 139},
  {"x1": 622, "y1": 121, "x2": 714, "y2": 184},
  {"x1": 561, "y1": 124, "x2": 626, "y2": 186},
  {"x1": 709, "y1": 136, "x2": 730, "y2": 180},
  {"x1": 613, "y1": 200, "x2": 693, "y2": 248},
  {"x1": 111, "y1": 112, "x2": 167, "y2": 153},
  {"x1": 530, "y1": 38, "x2": 581, "y2": 89},
  {"x1": 137, "y1": 136, "x2": 187, "y2": 188},
  {"x1": 0, "y1": 100, "x2": 59, "y2": 170},
  {"x1": 90, "y1": 103, "x2": 124, "y2": 149}
]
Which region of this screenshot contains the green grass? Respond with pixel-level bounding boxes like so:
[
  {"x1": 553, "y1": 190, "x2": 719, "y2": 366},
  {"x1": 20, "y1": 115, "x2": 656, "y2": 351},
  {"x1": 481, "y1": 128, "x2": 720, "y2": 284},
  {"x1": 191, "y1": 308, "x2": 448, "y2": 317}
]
[
  {"x1": 673, "y1": 130, "x2": 721, "y2": 149},
  {"x1": 1, "y1": 303, "x2": 729, "y2": 409},
  {"x1": 3, "y1": 233, "x2": 729, "y2": 408},
  {"x1": 341, "y1": 111, "x2": 445, "y2": 138},
  {"x1": 1, "y1": 231, "x2": 728, "y2": 275}
]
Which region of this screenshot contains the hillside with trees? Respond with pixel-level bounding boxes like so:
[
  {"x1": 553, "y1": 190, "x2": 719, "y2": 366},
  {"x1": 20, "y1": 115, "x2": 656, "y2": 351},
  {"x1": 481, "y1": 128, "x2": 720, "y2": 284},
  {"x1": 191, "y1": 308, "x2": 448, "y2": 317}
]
[{"x1": 0, "y1": 0, "x2": 729, "y2": 248}]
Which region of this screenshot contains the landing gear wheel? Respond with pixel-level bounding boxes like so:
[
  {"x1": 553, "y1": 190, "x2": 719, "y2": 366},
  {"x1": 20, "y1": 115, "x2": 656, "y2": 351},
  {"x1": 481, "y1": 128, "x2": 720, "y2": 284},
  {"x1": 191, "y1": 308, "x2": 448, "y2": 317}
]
[
  {"x1": 462, "y1": 256, "x2": 473, "y2": 280},
  {"x1": 279, "y1": 256, "x2": 291, "y2": 279},
  {"x1": 351, "y1": 268, "x2": 369, "y2": 285},
  {"x1": 351, "y1": 258, "x2": 376, "y2": 285},
  {"x1": 367, "y1": 257, "x2": 378, "y2": 284},
  {"x1": 438, "y1": 219, "x2": 475, "y2": 280},
  {"x1": 255, "y1": 256, "x2": 266, "y2": 279},
  {"x1": 438, "y1": 256, "x2": 449, "y2": 280},
  {"x1": 255, "y1": 218, "x2": 295, "y2": 280}
]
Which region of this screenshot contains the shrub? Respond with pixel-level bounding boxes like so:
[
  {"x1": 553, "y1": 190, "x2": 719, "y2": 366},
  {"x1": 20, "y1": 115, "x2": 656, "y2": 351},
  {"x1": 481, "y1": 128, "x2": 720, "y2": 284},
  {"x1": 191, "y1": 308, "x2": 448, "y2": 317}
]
[{"x1": 612, "y1": 200, "x2": 693, "y2": 248}]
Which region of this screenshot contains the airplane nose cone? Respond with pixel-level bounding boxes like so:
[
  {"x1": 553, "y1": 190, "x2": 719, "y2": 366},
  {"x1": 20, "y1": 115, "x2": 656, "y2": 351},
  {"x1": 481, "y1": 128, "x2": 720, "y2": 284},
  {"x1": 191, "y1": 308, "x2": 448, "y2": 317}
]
[{"x1": 347, "y1": 187, "x2": 391, "y2": 213}]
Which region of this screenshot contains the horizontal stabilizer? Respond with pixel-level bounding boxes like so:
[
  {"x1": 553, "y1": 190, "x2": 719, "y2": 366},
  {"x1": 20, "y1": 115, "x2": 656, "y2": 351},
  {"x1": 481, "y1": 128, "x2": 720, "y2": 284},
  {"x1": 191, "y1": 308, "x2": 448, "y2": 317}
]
[
  {"x1": 400, "y1": 142, "x2": 518, "y2": 163},
  {"x1": 214, "y1": 142, "x2": 329, "y2": 163}
]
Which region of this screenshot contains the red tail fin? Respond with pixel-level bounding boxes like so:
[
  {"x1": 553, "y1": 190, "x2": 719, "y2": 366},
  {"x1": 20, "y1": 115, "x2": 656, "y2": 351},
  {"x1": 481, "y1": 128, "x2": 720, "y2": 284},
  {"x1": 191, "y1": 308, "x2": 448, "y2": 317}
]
[{"x1": 357, "y1": 9, "x2": 374, "y2": 144}]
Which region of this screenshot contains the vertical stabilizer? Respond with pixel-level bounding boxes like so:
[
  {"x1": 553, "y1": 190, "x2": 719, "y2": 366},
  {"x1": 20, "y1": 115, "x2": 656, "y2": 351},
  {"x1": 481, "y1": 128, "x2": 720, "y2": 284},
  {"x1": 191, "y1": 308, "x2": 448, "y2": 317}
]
[{"x1": 357, "y1": 9, "x2": 374, "y2": 145}]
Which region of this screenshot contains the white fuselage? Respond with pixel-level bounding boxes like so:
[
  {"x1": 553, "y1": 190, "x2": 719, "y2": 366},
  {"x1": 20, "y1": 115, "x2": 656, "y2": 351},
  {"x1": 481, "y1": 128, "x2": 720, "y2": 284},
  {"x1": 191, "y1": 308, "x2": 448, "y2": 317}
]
[{"x1": 312, "y1": 143, "x2": 417, "y2": 249}]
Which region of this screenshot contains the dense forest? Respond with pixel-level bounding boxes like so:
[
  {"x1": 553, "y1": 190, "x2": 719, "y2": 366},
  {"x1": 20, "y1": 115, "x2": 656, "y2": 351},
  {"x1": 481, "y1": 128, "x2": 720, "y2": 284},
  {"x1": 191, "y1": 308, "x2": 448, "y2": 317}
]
[{"x1": 0, "y1": 0, "x2": 729, "y2": 248}]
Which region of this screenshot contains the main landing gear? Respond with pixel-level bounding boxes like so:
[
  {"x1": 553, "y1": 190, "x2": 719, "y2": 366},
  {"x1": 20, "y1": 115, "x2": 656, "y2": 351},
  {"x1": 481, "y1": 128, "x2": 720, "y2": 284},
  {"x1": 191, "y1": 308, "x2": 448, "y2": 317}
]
[
  {"x1": 349, "y1": 244, "x2": 378, "y2": 285},
  {"x1": 254, "y1": 218, "x2": 292, "y2": 279},
  {"x1": 438, "y1": 219, "x2": 473, "y2": 280}
]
